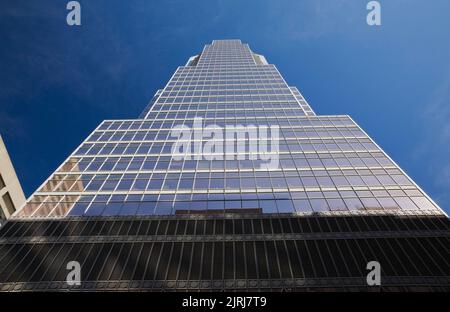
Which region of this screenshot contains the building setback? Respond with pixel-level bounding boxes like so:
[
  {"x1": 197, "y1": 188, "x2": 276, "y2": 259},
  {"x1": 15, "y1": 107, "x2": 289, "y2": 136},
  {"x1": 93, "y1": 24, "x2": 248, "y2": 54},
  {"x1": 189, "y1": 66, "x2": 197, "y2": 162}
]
[{"x1": 0, "y1": 40, "x2": 448, "y2": 291}]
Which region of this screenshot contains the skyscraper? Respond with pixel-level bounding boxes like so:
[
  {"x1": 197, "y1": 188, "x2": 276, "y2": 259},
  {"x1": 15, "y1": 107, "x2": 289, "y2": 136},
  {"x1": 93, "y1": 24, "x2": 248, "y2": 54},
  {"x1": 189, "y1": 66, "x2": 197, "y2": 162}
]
[{"x1": 0, "y1": 40, "x2": 448, "y2": 291}]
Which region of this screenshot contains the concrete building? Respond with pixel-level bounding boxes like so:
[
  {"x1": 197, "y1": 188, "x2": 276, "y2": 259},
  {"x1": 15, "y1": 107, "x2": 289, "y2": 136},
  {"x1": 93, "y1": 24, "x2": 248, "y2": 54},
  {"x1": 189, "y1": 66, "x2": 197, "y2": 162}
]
[{"x1": 0, "y1": 135, "x2": 25, "y2": 226}]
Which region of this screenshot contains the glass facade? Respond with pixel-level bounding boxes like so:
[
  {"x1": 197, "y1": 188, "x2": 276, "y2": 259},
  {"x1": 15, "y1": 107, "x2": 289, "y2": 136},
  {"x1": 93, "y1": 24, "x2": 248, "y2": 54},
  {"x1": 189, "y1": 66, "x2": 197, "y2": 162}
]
[
  {"x1": 12, "y1": 40, "x2": 445, "y2": 219},
  {"x1": 0, "y1": 40, "x2": 448, "y2": 291}
]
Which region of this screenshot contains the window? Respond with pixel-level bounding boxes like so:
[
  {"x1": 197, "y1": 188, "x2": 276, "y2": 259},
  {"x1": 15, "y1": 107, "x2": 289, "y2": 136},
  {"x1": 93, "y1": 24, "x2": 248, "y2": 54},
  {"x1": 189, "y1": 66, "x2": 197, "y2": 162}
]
[
  {"x1": 0, "y1": 173, "x2": 5, "y2": 189},
  {"x1": 2, "y1": 192, "x2": 16, "y2": 215},
  {"x1": 310, "y1": 199, "x2": 329, "y2": 212},
  {"x1": 327, "y1": 198, "x2": 348, "y2": 211}
]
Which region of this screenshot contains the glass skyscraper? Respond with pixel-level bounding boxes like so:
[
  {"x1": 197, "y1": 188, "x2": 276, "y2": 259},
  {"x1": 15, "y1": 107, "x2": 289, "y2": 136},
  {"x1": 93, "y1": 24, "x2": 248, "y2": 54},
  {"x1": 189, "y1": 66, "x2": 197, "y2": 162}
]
[{"x1": 0, "y1": 40, "x2": 448, "y2": 291}]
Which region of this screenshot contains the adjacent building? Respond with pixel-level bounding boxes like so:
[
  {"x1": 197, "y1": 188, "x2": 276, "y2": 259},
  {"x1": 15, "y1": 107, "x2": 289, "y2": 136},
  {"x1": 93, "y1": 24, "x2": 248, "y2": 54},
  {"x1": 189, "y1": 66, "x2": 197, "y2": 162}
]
[
  {"x1": 0, "y1": 135, "x2": 26, "y2": 227},
  {"x1": 0, "y1": 40, "x2": 448, "y2": 291}
]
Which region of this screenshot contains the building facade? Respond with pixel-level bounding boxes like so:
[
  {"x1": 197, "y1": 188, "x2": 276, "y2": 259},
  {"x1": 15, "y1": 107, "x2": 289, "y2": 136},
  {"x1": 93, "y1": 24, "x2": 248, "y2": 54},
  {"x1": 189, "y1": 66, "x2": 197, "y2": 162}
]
[
  {"x1": 0, "y1": 40, "x2": 448, "y2": 291},
  {"x1": 0, "y1": 135, "x2": 25, "y2": 227}
]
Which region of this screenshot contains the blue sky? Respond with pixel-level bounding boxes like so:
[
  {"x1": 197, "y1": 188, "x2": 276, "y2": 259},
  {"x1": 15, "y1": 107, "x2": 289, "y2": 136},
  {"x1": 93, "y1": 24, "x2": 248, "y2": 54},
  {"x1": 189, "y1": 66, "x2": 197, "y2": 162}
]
[{"x1": 1, "y1": 0, "x2": 449, "y2": 213}]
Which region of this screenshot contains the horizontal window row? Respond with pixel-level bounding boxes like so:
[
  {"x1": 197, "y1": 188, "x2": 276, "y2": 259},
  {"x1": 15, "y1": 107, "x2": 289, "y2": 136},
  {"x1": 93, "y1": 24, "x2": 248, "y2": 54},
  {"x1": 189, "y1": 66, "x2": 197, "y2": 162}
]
[
  {"x1": 60, "y1": 151, "x2": 393, "y2": 171},
  {"x1": 59, "y1": 156, "x2": 393, "y2": 174},
  {"x1": 166, "y1": 82, "x2": 286, "y2": 89},
  {"x1": 175, "y1": 67, "x2": 279, "y2": 74},
  {"x1": 119, "y1": 118, "x2": 354, "y2": 131},
  {"x1": 87, "y1": 127, "x2": 364, "y2": 142},
  {"x1": 168, "y1": 79, "x2": 285, "y2": 86},
  {"x1": 75, "y1": 139, "x2": 378, "y2": 156},
  {"x1": 67, "y1": 196, "x2": 435, "y2": 216},
  {"x1": 158, "y1": 96, "x2": 297, "y2": 103},
  {"x1": 172, "y1": 72, "x2": 281, "y2": 78},
  {"x1": 197, "y1": 60, "x2": 256, "y2": 64},
  {"x1": 165, "y1": 83, "x2": 285, "y2": 89},
  {"x1": 150, "y1": 107, "x2": 305, "y2": 114},
  {"x1": 19, "y1": 189, "x2": 437, "y2": 217},
  {"x1": 160, "y1": 89, "x2": 293, "y2": 97},
  {"x1": 91, "y1": 124, "x2": 360, "y2": 134},
  {"x1": 152, "y1": 103, "x2": 302, "y2": 110},
  {"x1": 39, "y1": 172, "x2": 413, "y2": 193},
  {"x1": 150, "y1": 109, "x2": 305, "y2": 119},
  {"x1": 165, "y1": 84, "x2": 287, "y2": 91},
  {"x1": 98, "y1": 117, "x2": 354, "y2": 131}
]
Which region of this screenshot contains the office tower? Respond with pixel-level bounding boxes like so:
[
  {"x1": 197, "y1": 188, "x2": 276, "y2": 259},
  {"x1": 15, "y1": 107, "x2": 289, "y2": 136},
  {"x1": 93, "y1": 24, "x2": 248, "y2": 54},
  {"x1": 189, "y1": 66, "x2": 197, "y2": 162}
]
[
  {"x1": 0, "y1": 135, "x2": 25, "y2": 227},
  {"x1": 0, "y1": 40, "x2": 448, "y2": 291}
]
